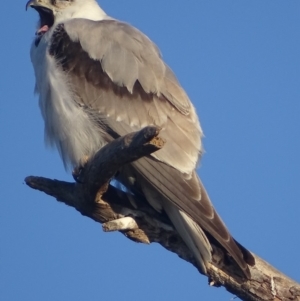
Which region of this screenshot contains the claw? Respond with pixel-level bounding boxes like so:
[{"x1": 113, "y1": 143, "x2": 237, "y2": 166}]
[
  {"x1": 72, "y1": 167, "x2": 83, "y2": 183},
  {"x1": 72, "y1": 156, "x2": 90, "y2": 183}
]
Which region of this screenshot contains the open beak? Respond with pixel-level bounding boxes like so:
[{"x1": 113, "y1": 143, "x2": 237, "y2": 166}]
[{"x1": 26, "y1": 0, "x2": 55, "y2": 45}]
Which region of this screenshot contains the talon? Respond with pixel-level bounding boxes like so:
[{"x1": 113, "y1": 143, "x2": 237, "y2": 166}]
[
  {"x1": 72, "y1": 156, "x2": 90, "y2": 183},
  {"x1": 72, "y1": 167, "x2": 83, "y2": 183}
]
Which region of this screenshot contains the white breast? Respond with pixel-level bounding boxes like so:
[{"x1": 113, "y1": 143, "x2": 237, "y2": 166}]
[{"x1": 30, "y1": 35, "x2": 106, "y2": 169}]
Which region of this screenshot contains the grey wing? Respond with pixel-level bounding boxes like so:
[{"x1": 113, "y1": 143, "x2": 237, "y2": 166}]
[
  {"x1": 62, "y1": 19, "x2": 202, "y2": 174},
  {"x1": 49, "y1": 19, "x2": 253, "y2": 277}
]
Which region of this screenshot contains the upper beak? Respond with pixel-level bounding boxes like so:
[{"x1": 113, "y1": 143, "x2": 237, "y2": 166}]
[
  {"x1": 26, "y1": 0, "x2": 52, "y2": 11},
  {"x1": 26, "y1": 0, "x2": 37, "y2": 11}
]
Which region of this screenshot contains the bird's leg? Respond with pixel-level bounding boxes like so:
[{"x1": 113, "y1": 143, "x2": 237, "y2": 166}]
[{"x1": 72, "y1": 155, "x2": 90, "y2": 183}]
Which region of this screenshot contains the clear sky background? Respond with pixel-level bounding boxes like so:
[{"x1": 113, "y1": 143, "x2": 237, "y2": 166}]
[{"x1": 1, "y1": 1, "x2": 299, "y2": 300}]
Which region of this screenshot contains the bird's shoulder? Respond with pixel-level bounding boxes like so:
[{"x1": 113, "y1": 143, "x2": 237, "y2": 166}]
[{"x1": 49, "y1": 18, "x2": 192, "y2": 115}]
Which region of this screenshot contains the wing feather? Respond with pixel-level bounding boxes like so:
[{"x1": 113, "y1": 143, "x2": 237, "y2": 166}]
[
  {"x1": 48, "y1": 19, "x2": 253, "y2": 277},
  {"x1": 64, "y1": 19, "x2": 190, "y2": 113}
]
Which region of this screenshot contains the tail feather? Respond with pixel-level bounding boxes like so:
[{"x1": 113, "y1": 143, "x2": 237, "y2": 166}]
[
  {"x1": 163, "y1": 201, "x2": 212, "y2": 274},
  {"x1": 198, "y1": 180, "x2": 253, "y2": 278},
  {"x1": 124, "y1": 158, "x2": 254, "y2": 278}
]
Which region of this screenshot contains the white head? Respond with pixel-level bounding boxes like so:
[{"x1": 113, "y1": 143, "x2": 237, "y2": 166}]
[{"x1": 26, "y1": 0, "x2": 108, "y2": 35}]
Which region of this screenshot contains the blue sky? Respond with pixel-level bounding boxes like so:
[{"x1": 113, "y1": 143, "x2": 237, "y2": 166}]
[{"x1": 1, "y1": 1, "x2": 299, "y2": 300}]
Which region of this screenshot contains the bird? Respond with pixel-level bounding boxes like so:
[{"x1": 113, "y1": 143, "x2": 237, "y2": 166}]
[{"x1": 26, "y1": 0, "x2": 254, "y2": 278}]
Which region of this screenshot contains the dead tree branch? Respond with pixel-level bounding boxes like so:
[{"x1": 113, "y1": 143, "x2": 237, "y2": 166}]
[{"x1": 25, "y1": 126, "x2": 300, "y2": 301}]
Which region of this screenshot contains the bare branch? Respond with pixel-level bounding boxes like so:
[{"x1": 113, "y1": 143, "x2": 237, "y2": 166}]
[{"x1": 25, "y1": 126, "x2": 300, "y2": 301}]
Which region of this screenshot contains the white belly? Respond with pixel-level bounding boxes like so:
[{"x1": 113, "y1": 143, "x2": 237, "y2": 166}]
[{"x1": 30, "y1": 37, "x2": 106, "y2": 169}]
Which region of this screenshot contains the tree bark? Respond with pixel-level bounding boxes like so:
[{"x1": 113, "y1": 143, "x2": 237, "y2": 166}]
[{"x1": 25, "y1": 126, "x2": 300, "y2": 301}]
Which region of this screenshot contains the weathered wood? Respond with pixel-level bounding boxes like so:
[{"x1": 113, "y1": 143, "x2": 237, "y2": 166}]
[{"x1": 25, "y1": 126, "x2": 300, "y2": 301}]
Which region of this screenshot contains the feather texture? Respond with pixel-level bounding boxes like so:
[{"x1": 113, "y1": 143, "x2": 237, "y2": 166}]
[{"x1": 31, "y1": 15, "x2": 254, "y2": 278}]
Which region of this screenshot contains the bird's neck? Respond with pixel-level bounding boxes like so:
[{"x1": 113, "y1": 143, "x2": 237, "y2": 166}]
[{"x1": 54, "y1": 1, "x2": 109, "y2": 25}]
